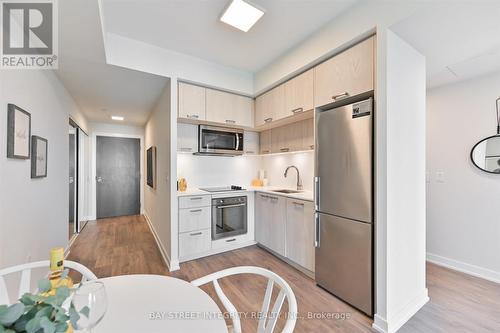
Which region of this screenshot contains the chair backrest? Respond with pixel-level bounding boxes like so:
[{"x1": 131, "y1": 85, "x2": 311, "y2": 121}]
[
  {"x1": 191, "y1": 266, "x2": 297, "y2": 333},
  {"x1": 0, "y1": 260, "x2": 97, "y2": 305}
]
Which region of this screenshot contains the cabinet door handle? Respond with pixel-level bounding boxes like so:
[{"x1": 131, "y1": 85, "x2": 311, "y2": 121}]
[
  {"x1": 309, "y1": 145, "x2": 314, "y2": 150},
  {"x1": 187, "y1": 114, "x2": 199, "y2": 119},
  {"x1": 264, "y1": 118, "x2": 273, "y2": 123},
  {"x1": 180, "y1": 147, "x2": 192, "y2": 152},
  {"x1": 189, "y1": 209, "x2": 202, "y2": 213},
  {"x1": 332, "y1": 92, "x2": 349, "y2": 100},
  {"x1": 269, "y1": 196, "x2": 279, "y2": 201},
  {"x1": 190, "y1": 232, "x2": 203, "y2": 236},
  {"x1": 225, "y1": 119, "x2": 236, "y2": 124},
  {"x1": 245, "y1": 150, "x2": 255, "y2": 154},
  {"x1": 292, "y1": 201, "x2": 304, "y2": 206},
  {"x1": 291, "y1": 107, "x2": 303, "y2": 114},
  {"x1": 280, "y1": 148, "x2": 290, "y2": 152},
  {"x1": 226, "y1": 238, "x2": 237, "y2": 243},
  {"x1": 261, "y1": 150, "x2": 270, "y2": 154},
  {"x1": 190, "y1": 197, "x2": 203, "y2": 201}
]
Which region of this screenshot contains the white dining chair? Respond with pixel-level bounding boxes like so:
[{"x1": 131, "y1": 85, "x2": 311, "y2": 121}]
[
  {"x1": 191, "y1": 266, "x2": 297, "y2": 333},
  {"x1": 0, "y1": 260, "x2": 97, "y2": 305}
]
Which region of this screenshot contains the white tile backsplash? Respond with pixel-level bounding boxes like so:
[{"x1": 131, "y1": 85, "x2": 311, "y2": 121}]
[{"x1": 177, "y1": 150, "x2": 314, "y2": 191}]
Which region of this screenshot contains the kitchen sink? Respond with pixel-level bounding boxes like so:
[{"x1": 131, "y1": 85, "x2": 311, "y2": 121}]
[{"x1": 271, "y1": 189, "x2": 303, "y2": 194}]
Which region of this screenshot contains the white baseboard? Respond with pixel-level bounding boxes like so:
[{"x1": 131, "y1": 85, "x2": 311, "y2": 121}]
[
  {"x1": 143, "y1": 213, "x2": 173, "y2": 271},
  {"x1": 427, "y1": 252, "x2": 500, "y2": 284},
  {"x1": 372, "y1": 288, "x2": 429, "y2": 333}
]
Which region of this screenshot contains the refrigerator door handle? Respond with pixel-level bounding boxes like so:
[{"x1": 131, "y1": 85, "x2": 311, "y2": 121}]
[
  {"x1": 315, "y1": 213, "x2": 320, "y2": 248},
  {"x1": 314, "y1": 176, "x2": 320, "y2": 210}
]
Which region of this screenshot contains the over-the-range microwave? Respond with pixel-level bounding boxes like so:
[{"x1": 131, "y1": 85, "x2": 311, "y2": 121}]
[{"x1": 197, "y1": 125, "x2": 244, "y2": 156}]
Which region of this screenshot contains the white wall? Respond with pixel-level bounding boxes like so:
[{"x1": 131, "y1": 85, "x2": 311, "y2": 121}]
[
  {"x1": 88, "y1": 122, "x2": 145, "y2": 220},
  {"x1": 144, "y1": 81, "x2": 173, "y2": 268},
  {"x1": 177, "y1": 154, "x2": 261, "y2": 189},
  {"x1": 0, "y1": 69, "x2": 87, "y2": 271},
  {"x1": 373, "y1": 30, "x2": 428, "y2": 333},
  {"x1": 427, "y1": 72, "x2": 500, "y2": 283}
]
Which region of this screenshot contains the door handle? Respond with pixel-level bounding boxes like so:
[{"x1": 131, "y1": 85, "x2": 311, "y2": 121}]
[
  {"x1": 96, "y1": 176, "x2": 103, "y2": 183},
  {"x1": 69, "y1": 177, "x2": 74, "y2": 184},
  {"x1": 264, "y1": 117, "x2": 273, "y2": 123},
  {"x1": 315, "y1": 213, "x2": 320, "y2": 248},
  {"x1": 291, "y1": 107, "x2": 303, "y2": 114},
  {"x1": 332, "y1": 92, "x2": 349, "y2": 100},
  {"x1": 314, "y1": 176, "x2": 320, "y2": 210}
]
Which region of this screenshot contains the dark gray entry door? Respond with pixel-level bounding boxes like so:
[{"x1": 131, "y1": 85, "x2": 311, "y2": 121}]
[{"x1": 96, "y1": 136, "x2": 140, "y2": 219}]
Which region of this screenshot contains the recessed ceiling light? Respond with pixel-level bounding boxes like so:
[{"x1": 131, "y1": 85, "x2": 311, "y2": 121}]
[
  {"x1": 220, "y1": 0, "x2": 264, "y2": 32},
  {"x1": 111, "y1": 116, "x2": 124, "y2": 121}
]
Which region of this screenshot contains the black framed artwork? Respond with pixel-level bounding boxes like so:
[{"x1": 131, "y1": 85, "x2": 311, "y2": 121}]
[
  {"x1": 31, "y1": 136, "x2": 48, "y2": 178},
  {"x1": 147, "y1": 146, "x2": 156, "y2": 188},
  {"x1": 7, "y1": 104, "x2": 31, "y2": 159}
]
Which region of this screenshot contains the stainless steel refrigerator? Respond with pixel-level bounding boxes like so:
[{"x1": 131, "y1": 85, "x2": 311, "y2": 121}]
[{"x1": 314, "y1": 97, "x2": 373, "y2": 316}]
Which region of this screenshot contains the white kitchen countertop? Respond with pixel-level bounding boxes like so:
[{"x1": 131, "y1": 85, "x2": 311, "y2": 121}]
[{"x1": 177, "y1": 186, "x2": 314, "y2": 202}]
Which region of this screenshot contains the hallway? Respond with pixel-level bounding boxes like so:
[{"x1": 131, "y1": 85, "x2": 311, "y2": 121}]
[{"x1": 68, "y1": 215, "x2": 500, "y2": 333}]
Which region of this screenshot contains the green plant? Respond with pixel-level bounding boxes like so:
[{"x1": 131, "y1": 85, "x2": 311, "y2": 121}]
[{"x1": 0, "y1": 271, "x2": 89, "y2": 333}]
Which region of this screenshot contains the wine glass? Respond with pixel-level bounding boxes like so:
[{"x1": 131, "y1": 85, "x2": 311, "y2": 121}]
[{"x1": 71, "y1": 281, "x2": 107, "y2": 332}]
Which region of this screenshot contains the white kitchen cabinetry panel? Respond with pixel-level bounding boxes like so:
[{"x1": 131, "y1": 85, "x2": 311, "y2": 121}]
[
  {"x1": 314, "y1": 37, "x2": 374, "y2": 108},
  {"x1": 179, "y1": 195, "x2": 211, "y2": 209},
  {"x1": 284, "y1": 69, "x2": 314, "y2": 116},
  {"x1": 255, "y1": 192, "x2": 286, "y2": 256},
  {"x1": 178, "y1": 82, "x2": 206, "y2": 121},
  {"x1": 179, "y1": 229, "x2": 211, "y2": 258},
  {"x1": 286, "y1": 199, "x2": 315, "y2": 272},
  {"x1": 179, "y1": 207, "x2": 211, "y2": 233},
  {"x1": 206, "y1": 89, "x2": 254, "y2": 128},
  {"x1": 177, "y1": 123, "x2": 198, "y2": 153},
  {"x1": 243, "y1": 131, "x2": 259, "y2": 155}
]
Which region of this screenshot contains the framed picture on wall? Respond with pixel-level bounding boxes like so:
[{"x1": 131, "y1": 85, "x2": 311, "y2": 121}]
[
  {"x1": 31, "y1": 136, "x2": 48, "y2": 178},
  {"x1": 147, "y1": 146, "x2": 156, "y2": 188},
  {"x1": 7, "y1": 104, "x2": 31, "y2": 159}
]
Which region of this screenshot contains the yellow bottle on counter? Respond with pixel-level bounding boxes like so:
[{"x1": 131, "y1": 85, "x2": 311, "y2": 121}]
[
  {"x1": 178, "y1": 178, "x2": 187, "y2": 192},
  {"x1": 46, "y1": 247, "x2": 73, "y2": 294}
]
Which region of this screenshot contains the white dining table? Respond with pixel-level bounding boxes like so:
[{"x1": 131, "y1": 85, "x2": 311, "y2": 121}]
[{"x1": 85, "y1": 274, "x2": 228, "y2": 333}]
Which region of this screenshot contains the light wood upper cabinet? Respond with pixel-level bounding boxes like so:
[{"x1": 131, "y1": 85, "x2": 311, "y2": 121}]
[
  {"x1": 255, "y1": 85, "x2": 285, "y2": 127},
  {"x1": 260, "y1": 130, "x2": 272, "y2": 154},
  {"x1": 284, "y1": 69, "x2": 314, "y2": 116},
  {"x1": 178, "y1": 82, "x2": 206, "y2": 121},
  {"x1": 243, "y1": 131, "x2": 259, "y2": 155},
  {"x1": 177, "y1": 123, "x2": 198, "y2": 153},
  {"x1": 303, "y1": 118, "x2": 315, "y2": 150},
  {"x1": 206, "y1": 88, "x2": 254, "y2": 127},
  {"x1": 314, "y1": 36, "x2": 374, "y2": 108}
]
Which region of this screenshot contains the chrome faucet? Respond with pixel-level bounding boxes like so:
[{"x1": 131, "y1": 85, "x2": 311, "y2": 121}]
[{"x1": 284, "y1": 165, "x2": 303, "y2": 191}]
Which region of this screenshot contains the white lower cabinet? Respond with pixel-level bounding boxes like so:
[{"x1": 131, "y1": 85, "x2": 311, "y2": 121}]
[
  {"x1": 179, "y1": 206, "x2": 211, "y2": 233},
  {"x1": 256, "y1": 192, "x2": 315, "y2": 272},
  {"x1": 255, "y1": 193, "x2": 286, "y2": 256},
  {"x1": 286, "y1": 199, "x2": 315, "y2": 272},
  {"x1": 179, "y1": 229, "x2": 211, "y2": 258}
]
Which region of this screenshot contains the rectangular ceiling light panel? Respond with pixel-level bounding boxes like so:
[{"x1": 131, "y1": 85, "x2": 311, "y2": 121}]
[{"x1": 220, "y1": 0, "x2": 264, "y2": 32}]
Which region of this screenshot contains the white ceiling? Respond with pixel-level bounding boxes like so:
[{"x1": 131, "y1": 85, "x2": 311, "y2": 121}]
[
  {"x1": 101, "y1": 0, "x2": 358, "y2": 72},
  {"x1": 391, "y1": 2, "x2": 500, "y2": 89},
  {"x1": 56, "y1": 0, "x2": 168, "y2": 126}
]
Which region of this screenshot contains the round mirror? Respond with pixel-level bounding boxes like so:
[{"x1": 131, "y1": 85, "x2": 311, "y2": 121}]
[{"x1": 471, "y1": 135, "x2": 500, "y2": 174}]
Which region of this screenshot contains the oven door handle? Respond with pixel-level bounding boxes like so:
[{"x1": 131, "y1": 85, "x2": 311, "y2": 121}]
[
  {"x1": 235, "y1": 133, "x2": 240, "y2": 152},
  {"x1": 216, "y1": 203, "x2": 246, "y2": 209}
]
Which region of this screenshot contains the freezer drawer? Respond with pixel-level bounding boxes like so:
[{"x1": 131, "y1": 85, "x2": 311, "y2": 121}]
[
  {"x1": 316, "y1": 99, "x2": 372, "y2": 223},
  {"x1": 315, "y1": 213, "x2": 372, "y2": 316}
]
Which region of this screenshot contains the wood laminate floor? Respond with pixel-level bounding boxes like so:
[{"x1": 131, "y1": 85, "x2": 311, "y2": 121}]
[{"x1": 68, "y1": 215, "x2": 500, "y2": 333}]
